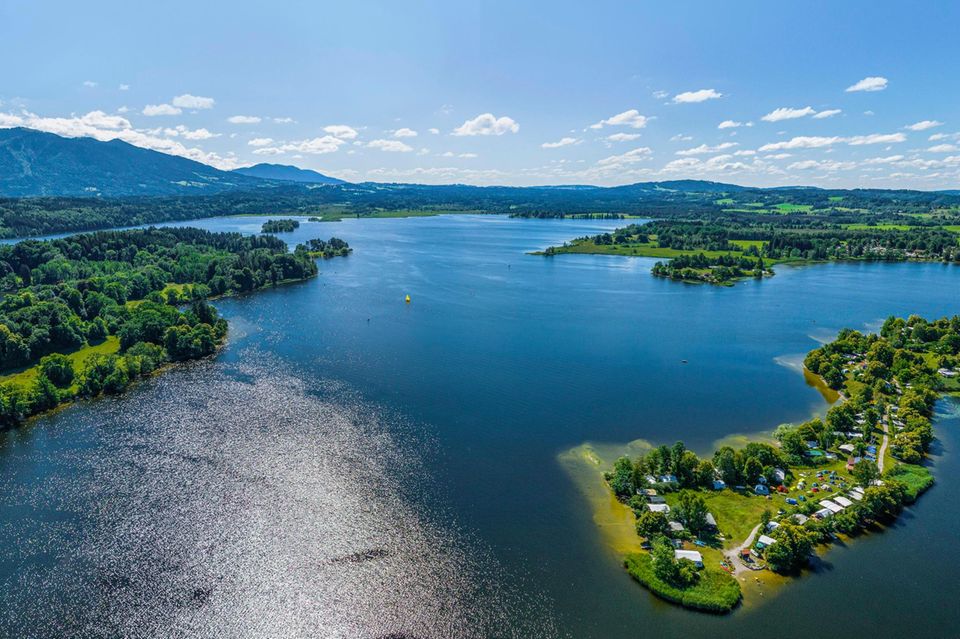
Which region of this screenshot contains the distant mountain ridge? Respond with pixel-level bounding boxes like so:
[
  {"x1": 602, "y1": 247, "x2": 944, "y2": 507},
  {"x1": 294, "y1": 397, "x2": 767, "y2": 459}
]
[
  {"x1": 0, "y1": 127, "x2": 267, "y2": 197},
  {"x1": 232, "y1": 163, "x2": 345, "y2": 185}
]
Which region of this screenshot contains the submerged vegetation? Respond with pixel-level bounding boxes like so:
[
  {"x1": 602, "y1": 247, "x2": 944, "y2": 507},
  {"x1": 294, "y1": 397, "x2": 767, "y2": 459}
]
[
  {"x1": 0, "y1": 227, "x2": 349, "y2": 428},
  {"x1": 600, "y1": 314, "x2": 957, "y2": 612}
]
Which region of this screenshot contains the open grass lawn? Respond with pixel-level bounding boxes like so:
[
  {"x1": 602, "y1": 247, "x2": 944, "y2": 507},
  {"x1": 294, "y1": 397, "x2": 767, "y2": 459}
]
[
  {"x1": 624, "y1": 553, "x2": 741, "y2": 613},
  {"x1": 774, "y1": 203, "x2": 814, "y2": 213},
  {"x1": 828, "y1": 196, "x2": 844, "y2": 202},
  {"x1": 0, "y1": 336, "x2": 121, "y2": 389}
]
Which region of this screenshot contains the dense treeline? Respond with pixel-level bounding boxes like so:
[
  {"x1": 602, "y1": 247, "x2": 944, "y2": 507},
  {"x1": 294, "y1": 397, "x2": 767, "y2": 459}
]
[
  {"x1": 0, "y1": 227, "x2": 344, "y2": 428},
  {"x1": 2, "y1": 181, "x2": 958, "y2": 237},
  {"x1": 261, "y1": 219, "x2": 300, "y2": 233},
  {"x1": 302, "y1": 237, "x2": 352, "y2": 258}
]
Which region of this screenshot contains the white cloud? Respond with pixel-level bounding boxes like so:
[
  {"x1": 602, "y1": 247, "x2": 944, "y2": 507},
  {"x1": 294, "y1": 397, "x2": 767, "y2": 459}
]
[
  {"x1": 606, "y1": 132, "x2": 642, "y2": 142},
  {"x1": 118, "y1": 84, "x2": 130, "y2": 91},
  {"x1": 428, "y1": 128, "x2": 440, "y2": 135},
  {"x1": 764, "y1": 153, "x2": 792, "y2": 160},
  {"x1": 928, "y1": 144, "x2": 958, "y2": 153},
  {"x1": 452, "y1": 113, "x2": 519, "y2": 136},
  {"x1": 82, "y1": 80, "x2": 98, "y2": 88},
  {"x1": 846, "y1": 76, "x2": 888, "y2": 92},
  {"x1": 672, "y1": 88, "x2": 722, "y2": 103},
  {"x1": 542, "y1": 137, "x2": 580, "y2": 148},
  {"x1": 675, "y1": 142, "x2": 738, "y2": 156},
  {"x1": 164, "y1": 125, "x2": 219, "y2": 140},
  {"x1": 759, "y1": 132, "x2": 905, "y2": 152},
  {"x1": 862, "y1": 155, "x2": 904, "y2": 165},
  {"x1": 846, "y1": 132, "x2": 906, "y2": 145},
  {"x1": 590, "y1": 109, "x2": 649, "y2": 130},
  {"x1": 812, "y1": 109, "x2": 842, "y2": 119},
  {"x1": 761, "y1": 106, "x2": 816, "y2": 122},
  {"x1": 248, "y1": 137, "x2": 275, "y2": 147},
  {"x1": 906, "y1": 120, "x2": 942, "y2": 131},
  {"x1": 759, "y1": 136, "x2": 842, "y2": 151},
  {"x1": 652, "y1": 90, "x2": 669, "y2": 99},
  {"x1": 669, "y1": 134, "x2": 693, "y2": 142},
  {"x1": 142, "y1": 103, "x2": 182, "y2": 116},
  {"x1": 393, "y1": 127, "x2": 418, "y2": 138},
  {"x1": 597, "y1": 147, "x2": 652, "y2": 166},
  {"x1": 459, "y1": 152, "x2": 478, "y2": 158},
  {"x1": 254, "y1": 136, "x2": 346, "y2": 156},
  {"x1": 116, "y1": 106, "x2": 129, "y2": 114},
  {"x1": 788, "y1": 159, "x2": 855, "y2": 171},
  {"x1": 227, "y1": 115, "x2": 261, "y2": 124},
  {"x1": 273, "y1": 117, "x2": 295, "y2": 124},
  {"x1": 367, "y1": 138, "x2": 414, "y2": 152},
  {"x1": 718, "y1": 120, "x2": 742, "y2": 129},
  {"x1": 172, "y1": 94, "x2": 215, "y2": 109},
  {"x1": 323, "y1": 124, "x2": 358, "y2": 140}
]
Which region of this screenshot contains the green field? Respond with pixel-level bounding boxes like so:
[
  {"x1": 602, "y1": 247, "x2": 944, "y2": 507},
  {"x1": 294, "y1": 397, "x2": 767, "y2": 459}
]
[{"x1": 0, "y1": 336, "x2": 121, "y2": 389}]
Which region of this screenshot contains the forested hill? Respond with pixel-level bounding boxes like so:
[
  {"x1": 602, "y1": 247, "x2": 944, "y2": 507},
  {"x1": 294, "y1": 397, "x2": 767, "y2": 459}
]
[{"x1": 0, "y1": 128, "x2": 268, "y2": 197}]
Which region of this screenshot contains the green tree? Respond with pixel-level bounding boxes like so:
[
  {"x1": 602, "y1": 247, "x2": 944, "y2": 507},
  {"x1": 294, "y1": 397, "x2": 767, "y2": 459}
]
[
  {"x1": 765, "y1": 522, "x2": 813, "y2": 573},
  {"x1": 674, "y1": 491, "x2": 709, "y2": 535},
  {"x1": 39, "y1": 353, "x2": 74, "y2": 388},
  {"x1": 635, "y1": 510, "x2": 669, "y2": 539}
]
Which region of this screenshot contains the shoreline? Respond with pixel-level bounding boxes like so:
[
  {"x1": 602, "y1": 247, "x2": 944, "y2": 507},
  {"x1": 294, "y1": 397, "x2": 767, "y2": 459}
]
[{"x1": 562, "y1": 318, "x2": 952, "y2": 613}]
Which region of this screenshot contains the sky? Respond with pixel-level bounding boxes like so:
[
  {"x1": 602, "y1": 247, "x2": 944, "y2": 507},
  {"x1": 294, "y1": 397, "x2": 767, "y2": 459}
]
[{"x1": 1, "y1": 0, "x2": 958, "y2": 190}]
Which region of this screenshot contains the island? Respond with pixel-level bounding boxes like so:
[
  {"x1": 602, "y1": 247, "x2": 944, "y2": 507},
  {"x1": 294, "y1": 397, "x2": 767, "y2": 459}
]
[
  {"x1": 261, "y1": 218, "x2": 301, "y2": 233},
  {"x1": 588, "y1": 314, "x2": 957, "y2": 612},
  {"x1": 0, "y1": 227, "x2": 350, "y2": 429},
  {"x1": 540, "y1": 218, "x2": 960, "y2": 286}
]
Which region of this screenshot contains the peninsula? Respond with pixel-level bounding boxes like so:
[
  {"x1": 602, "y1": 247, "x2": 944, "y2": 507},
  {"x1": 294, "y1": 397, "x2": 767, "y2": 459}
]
[{"x1": 593, "y1": 314, "x2": 957, "y2": 612}]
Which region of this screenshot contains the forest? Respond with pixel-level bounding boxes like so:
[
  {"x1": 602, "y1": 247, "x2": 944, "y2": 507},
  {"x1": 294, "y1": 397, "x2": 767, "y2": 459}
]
[
  {"x1": 0, "y1": 227, "x2": 349, "y2": 428},
  {"x1": 1, "y1": 181, "x2": 958, "y2": 237}
]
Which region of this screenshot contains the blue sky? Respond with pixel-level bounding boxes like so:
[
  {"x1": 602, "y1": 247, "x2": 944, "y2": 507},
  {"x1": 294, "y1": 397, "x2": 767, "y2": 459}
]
[{"x1": 2, "y1": 0, "x2": 958, "y2": 189}]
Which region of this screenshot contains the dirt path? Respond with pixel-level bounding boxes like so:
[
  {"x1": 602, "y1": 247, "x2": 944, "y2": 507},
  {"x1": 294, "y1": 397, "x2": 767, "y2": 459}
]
[
  {"x1": 878, "y1": 415, "x2": 890, "y2": 473},
  {"x1": 727, "y1": 522, "x2": 762, "y2": 575}
]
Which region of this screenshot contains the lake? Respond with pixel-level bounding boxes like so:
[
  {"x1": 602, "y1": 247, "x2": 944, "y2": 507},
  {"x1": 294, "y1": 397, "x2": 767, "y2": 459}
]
[{"x1": 1, "y1": 214, "x2": 958, "y2": 638}]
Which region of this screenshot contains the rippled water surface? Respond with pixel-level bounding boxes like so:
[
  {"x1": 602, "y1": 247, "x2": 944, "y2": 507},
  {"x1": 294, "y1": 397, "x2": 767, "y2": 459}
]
[{"x1": 2, "y1": 215, "x2": 959, "y2": 638}]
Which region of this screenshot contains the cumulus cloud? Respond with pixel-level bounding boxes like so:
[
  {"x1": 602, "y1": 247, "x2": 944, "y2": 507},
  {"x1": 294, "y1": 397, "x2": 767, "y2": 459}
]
[
  {"x1": 273, "y1": 117, "x2": 295, "y2": 124},
  {"x1": 428, "y1": 128, "x2": 440, "y2": 135},
  {"x1": 82, "y1": 80, "x2": 98, "y2": 88},
  {"x1": 541, "y1": 137, "x2": 580, "y2": 148},
  {"x1": 718, "y1": 120, "x2": 742, "y2": 129},
  {"x1": 846, "y1": 132, "x2": 906, "y2": 145},
  {"x1": 248, "y1": 137, "x2": 274, "y2": 147},
  {"x1": 253, "y1": 136, "x2": 346, "y2": 156},
  {"x1": 759, "y1": 136, "x2": 842, "y2": 151},
  {"x1": 846, "y1": 76, "x2": 888, "y2": 92},
  {"x1": 227, "y1": 115, "x2": 261, "y2": 124},
  {"x1": 675, "y1": 142, "x2": 738, "y2": 156},
  {"x1": 172, "y1": 94, "x2": 215, "y2": 109},
  {"x1": 597, "y1": 147, "x2": 652, "y2": 166},
  {"x1": 606, "y1": 132, "x2": 642, "y2": 142},
  {"x1": 761, "y1": 106, "x2": 817, "y2": 122},
  {"x1": 142, "y1": 103, "x2": 182, "y2": 116},
  {"x1": 812, "y1": 109, "x2": 842, "y2": 119},
  {"x1": 118, "y1": 84, "x2": 130, "y2": 91},
  {"x1": 163, "y1": 125, "x2": 219, "y2": 140},
  {"x1": 906, "y1": 120, "x2": 943, "y2": 131},
  {"x1": 323, "y1": 124, "x2": 358, "y2": 140},
  {"x1": 367, "y1": 138, "x2": 414, "y2": 152},
  {"x1": 788, "y1": 159, "x2": 855, "y2": 171},
  {"x1": 590, "y1": 109, "x2": 649, "y2": 129},
  {"x1": 452, "y1": 113, "x2": 519, "y2": 136},
  {"x1": 652, "y1": 90, "x2": 669, "y2": 99},
  {"x1": 759, "y1": 132, "x2": 905, "y2": 152},
  {"x1": 672, "y1": 89, "x2": 722, "y2": 103},
  {"x1": 928, "y1": 144, "x2": 958, "y2": 153},
  {"x1": 393, "y1": 127, "x2": 418, "y2": 138}
]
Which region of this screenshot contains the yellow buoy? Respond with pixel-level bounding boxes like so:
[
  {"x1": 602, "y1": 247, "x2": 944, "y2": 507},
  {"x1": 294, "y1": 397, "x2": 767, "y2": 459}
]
[{"x1": 405, "y1": 294, "x2": 411, "y2": 303}]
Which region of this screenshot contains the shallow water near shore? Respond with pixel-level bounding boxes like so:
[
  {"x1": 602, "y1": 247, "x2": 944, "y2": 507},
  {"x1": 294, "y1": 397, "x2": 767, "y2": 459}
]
[{"x1": 1, "y1": 214, "x2": 959, "y2": 638}]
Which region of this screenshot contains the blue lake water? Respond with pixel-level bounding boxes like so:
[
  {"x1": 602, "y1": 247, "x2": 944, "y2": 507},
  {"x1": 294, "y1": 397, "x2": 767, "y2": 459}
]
[{"x1": 1, "y1": 214, "x2": 958, "y2": 638}]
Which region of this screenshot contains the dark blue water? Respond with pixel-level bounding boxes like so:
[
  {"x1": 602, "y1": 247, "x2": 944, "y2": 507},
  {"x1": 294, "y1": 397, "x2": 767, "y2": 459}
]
[{"x1": 1, "y1": 214, "x2": 958, "y2": 638}]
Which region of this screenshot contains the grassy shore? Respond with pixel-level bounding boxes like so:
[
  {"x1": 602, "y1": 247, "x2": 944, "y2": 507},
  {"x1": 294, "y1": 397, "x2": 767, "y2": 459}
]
[
  {"x1": 0, "y1": 336, "x2": 121, "y2": 389},
  {"x1": 624, "y1": 553, "x2": 741, "y2": 613}
]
